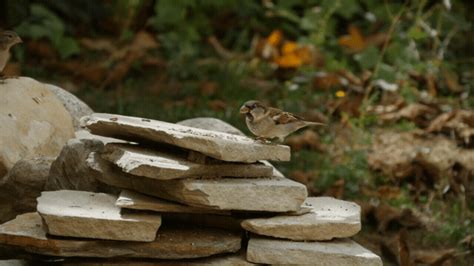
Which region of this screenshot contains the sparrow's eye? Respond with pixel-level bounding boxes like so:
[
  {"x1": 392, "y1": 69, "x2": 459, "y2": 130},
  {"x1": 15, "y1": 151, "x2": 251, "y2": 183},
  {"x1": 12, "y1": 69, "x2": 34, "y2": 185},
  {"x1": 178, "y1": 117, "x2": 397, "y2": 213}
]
[{"x1": 252, "y1": 104, "x2": 257, "y2": 108}]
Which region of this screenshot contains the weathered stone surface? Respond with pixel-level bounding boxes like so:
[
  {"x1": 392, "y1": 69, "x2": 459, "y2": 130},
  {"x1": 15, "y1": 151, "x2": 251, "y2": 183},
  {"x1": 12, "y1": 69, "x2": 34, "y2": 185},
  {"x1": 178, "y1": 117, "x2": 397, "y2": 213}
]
[
  {"x1": 178, "y1": 118, "x2": 309, "y2": 212},
  {"x1": 117, "y1": 190, "x2": 231, "y2": 215},
  {"x1": 81, "y1": 113, "x2": 290, "y2": 162},
  {"x1": 178, "y1": 117, "x2": 244, "y2": 136},
  {"x1": 37, "y1": 190, "x2": 161, "y2": 241},
  {"x1": 241, "y1": 197, "x2": 361, "y2": 240},
  {"x1": 89, "y1": 153, "x2": 307, "y2": 212},
  {"x1": 59, "y1": 252, "x2": 254, "y2": 265},
  {"x1": 0, "y1": 157, "x2": 54, "y2": 223},
  {"x1": 102, "y1": 143, "x2": 273, "y2": 179},
  {"x1": 45, "y1": 84, "x2": 93, "y2": 130},
  {"x1": 45, "y1": 138, "x2": 116, "y2": 193},
  {"x1": 0, "y1": 77, "x2": 74, "y2": 177},
  {"x1": 247, "y1": 237, "x2": 382, "y2": 265},
  {"x1": 74, "y1": 129, "x2": 126, "y2": 144},
  {"x1": 0, "y1": 213, "x2": 241, "y2": 259}
]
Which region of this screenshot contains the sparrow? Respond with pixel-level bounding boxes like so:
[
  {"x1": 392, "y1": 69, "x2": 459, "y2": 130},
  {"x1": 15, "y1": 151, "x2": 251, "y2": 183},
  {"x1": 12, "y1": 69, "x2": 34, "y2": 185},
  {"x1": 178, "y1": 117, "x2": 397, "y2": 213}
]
[
  {"x1": 240, "y1": 100, "x2": 325, "y2": 142},
  {"x1": 0, "y1": 30, "x2": 22, "y2": 74}
]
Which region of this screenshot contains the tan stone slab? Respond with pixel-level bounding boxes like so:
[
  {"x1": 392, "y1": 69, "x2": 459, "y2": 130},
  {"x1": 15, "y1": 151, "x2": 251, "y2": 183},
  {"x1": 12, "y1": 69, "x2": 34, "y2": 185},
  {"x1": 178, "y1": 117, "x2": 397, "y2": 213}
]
[
  {"x1": 89, "y1": 153, "x2": 307, "y2": 212},
  {"x1": 247, "y1": 237, "x2": 382, "y2": 265},
  {"x1": 102, "y1": 143, "x2": 273, "y2": 179},
  {"x1": 58, "y1": 251, "x2": 256, "y2": 265},
  {"x1": 241, "y1": 197, "x2": 361, "y2": 240},
  {"x1": 0, "y1": 213, "x2": 241, "y2": 259},
  {"x1": 116, "y1": 190, "x2": 231, "y2": 215},
  {"x1": 37, "y1": 190, "x2": 162, "y2": 242},
  {"x1": 81, "y1": 113, "x2": 290, "y2": 163}
]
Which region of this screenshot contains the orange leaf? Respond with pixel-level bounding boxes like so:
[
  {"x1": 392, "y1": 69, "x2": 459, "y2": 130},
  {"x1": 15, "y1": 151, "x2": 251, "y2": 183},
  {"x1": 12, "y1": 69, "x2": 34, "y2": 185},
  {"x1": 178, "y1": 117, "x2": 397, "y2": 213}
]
[
  {"x1": 274, "y1": 53, "x2": 303, "y2": 68},
  {"x1": 338, "y1": 25, "x2": 366, "y2": 52},
  {"x1": 267, "y1": 30, "x2": 283, "y2": 47},
  {"x1": 282, "y1": 41, "x2": 297, "y2": 55},
  {"x1": 294, "y1": 46, "x2": 313, "y2": 64}
]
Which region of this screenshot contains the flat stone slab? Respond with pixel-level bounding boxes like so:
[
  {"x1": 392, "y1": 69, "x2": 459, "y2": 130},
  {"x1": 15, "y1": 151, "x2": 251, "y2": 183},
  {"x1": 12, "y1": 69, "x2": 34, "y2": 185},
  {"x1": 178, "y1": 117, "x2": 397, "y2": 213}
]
[
  {"x1": 247, "y1": 237, "x2": 382, "y2": 265},
  {"x1": 116, "y1": 190, "x2": 231, "y2": 215},
  {"x1": 37, "y1": 190, "x2": 162, "y2": 242},
  {"x1": 81, "y1": 113, "x2": 290, "y2": 163},
  {"x1": 0, "y1": 213, "x2": 241, "y2": 259},
  {"x1": 102, "y1": 143, "x2": 273, "y2": 179},
  {"x1": 89, "y1": 153, "x2": 307, "y2": 212},
  {"x1": 241, "y1": 197, "x2": 361, "y2": 240},
  {"x1": 52, "y1": 252, "x2": 255, "y2": 265}
]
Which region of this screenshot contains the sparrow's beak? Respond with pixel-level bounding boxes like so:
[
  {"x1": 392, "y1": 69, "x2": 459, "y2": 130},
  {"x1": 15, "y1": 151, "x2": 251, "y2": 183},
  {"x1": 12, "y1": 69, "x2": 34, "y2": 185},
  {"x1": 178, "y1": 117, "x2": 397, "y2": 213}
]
[
  {"x1": 240, "y1": 106, "x2": 250, "y2": 114},
  {"x1": 14, "y1": 36, "x2": 22, "y2": 45}
]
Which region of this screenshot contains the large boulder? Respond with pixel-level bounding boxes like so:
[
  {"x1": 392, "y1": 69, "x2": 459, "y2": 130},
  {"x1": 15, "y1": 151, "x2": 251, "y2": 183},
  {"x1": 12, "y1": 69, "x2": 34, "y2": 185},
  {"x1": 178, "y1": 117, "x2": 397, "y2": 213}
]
[
  {"x1": 0, "y1": 157, "x2": 54, "y2": 223},
  {"x1": 45, "y1": 138, "x2": 116, "y2": 193},
  {"x1": 0, "y1": 77, "x2": 75, "y2": 177},
  {"x1": 45, "y1": 84, "x2": 93, "y2": 130}
]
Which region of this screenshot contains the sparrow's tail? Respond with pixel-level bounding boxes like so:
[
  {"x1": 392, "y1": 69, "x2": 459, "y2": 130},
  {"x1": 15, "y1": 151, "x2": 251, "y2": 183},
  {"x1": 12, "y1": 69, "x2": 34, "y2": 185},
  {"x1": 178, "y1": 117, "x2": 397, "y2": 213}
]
[{"x1": 304, "y1": 121, "x2": 326, "y2": 127}]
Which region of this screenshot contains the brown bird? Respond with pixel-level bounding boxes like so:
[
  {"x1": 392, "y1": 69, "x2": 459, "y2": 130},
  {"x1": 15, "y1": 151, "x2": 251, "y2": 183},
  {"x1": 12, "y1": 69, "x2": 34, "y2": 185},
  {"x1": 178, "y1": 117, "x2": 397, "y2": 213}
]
[
  {"x1": 0, "y1": 30, "x2": 22, "y2": 74},
  {"x1": 240, "y1": 100, "x2": 325, "y2": 142}
]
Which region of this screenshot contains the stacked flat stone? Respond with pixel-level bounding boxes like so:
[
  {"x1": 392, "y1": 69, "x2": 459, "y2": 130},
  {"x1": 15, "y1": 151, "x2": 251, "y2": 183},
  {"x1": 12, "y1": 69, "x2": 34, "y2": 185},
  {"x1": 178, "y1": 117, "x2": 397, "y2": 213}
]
[{"x1": 0, "y1": 114, "x2": 382, "y2": 264}]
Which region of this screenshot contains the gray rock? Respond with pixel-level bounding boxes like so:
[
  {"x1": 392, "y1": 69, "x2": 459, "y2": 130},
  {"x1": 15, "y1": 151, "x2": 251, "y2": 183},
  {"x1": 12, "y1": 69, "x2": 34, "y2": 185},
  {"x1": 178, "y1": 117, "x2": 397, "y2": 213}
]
[
  {"x1": 102, "y1": 143, "x2": 273, "y2": 180},
  {"x1": 81, "y1": 113, "x2": 290, "y2": 163},
  {"x1": 89, "y1": 153, "x2": 307, "y2": 212},
  {"x1": 74, "y1": 129, "x2": 126, "y2": 144},
  {"x1": 247, "y1": 237, "x2": 382, "y2": 265},
  {"x1": 45, "y1": 84, "x2": 93, "y2": 130},
  {"x1": 0, "y1": 157, "x2": 54, "y2": 223},
  {"x1": 45, "y1": 138, "x2": 114, "y2": 193},
  {"x1": 241, "y1": 197, "x2": 361, "y2": 241},
  {"x1": 178, "y1": 117, "x2": 244, "y2": 136},
  {"x1": 0, "y1": 212, "x2": 241, "y2": 259},
  {"x1": 37, "y1": 190, "x2": 162, "y2": 242},
  {"x1": 0, "y1": 77, "x2": 74, "y2": 177},
  {"x1": 116, "y1": 190, "x2": 231, "y2": 215}
]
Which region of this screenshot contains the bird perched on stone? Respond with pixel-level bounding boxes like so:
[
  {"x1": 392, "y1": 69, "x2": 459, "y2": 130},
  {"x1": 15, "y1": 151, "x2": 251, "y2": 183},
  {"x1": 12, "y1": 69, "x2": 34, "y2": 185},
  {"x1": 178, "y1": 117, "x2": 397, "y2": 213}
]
[
  {"x1": 0, "y1": 30, "x2": 22, "y2": 74},
  {"x1": 240, "y1": 100, "x2": 325, "y2": 142}
]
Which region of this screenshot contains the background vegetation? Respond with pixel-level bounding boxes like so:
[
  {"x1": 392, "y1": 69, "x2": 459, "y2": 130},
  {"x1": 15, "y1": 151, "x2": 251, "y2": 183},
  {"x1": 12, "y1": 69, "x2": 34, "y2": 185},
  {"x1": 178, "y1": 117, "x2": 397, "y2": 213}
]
[{"x1": 2, "y1": 0, "x2": 473, "y2": 264}]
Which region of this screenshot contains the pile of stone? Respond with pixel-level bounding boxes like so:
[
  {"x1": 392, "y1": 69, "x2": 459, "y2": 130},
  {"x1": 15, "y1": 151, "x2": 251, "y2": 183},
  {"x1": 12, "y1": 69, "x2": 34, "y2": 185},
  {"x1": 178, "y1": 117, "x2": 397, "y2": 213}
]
[{"x1": 0, "y1": 113, "x2": 382, "y2": 265}]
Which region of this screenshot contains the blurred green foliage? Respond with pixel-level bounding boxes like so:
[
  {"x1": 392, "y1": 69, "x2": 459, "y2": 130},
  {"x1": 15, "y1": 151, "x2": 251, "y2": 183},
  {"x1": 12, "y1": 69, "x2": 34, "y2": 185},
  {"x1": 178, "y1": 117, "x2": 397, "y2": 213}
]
[{"x1": 1, "y1": 1, "x2": 473, "y2": 263}]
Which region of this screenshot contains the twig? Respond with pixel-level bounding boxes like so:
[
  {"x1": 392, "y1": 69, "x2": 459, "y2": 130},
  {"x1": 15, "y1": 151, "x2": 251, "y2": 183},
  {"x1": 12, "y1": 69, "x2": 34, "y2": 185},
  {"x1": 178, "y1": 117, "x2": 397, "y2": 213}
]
[
  {"x1": 207, "y1": 36, "x2": 236, "y2": 60},
  {"x1": 363, "y1": 1, "x2": 409, "y2": 102},
  {"x1": 437, "y1": 26, "x2": 459, "y2": 60}
]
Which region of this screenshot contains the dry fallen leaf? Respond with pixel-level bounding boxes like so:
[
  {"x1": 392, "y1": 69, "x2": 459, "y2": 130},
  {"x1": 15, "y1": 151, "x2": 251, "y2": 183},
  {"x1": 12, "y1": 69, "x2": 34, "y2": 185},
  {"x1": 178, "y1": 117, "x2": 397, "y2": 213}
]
[
  {"x1": 267, "y1": 30, "x2": 283, "y2": 47},
  {"x1": 101, "y1": 31, "x2": 159, "y2": 89},
  {"x1": 412, "y1": 249, "x2": 456, "y2": 265},
  {"x1": 199, "y1": 81, "x2": 218, "y2": 96},
  {"x1": 313, "y1": 72, "x2": 343, "y2": 90},
  {"x1": 324, "y1": 178, "x2": 345, "y2": 199},
  {"x1": 427, "y1": 110, "x2": 474, "y2": 147},
  {"x1": 378, "y1": 103, "x2": 439, "y2": 128},
  {"x1": 285, "y1": 130, "x2": 326, "y2": 152},
  {"x1": 374, "y1": 203, "x2": 424, "y2": 232},
  {"x1": 80, "y1": 38, "x2": 117, "y2": 53},
  {"x1": 368, "y1": 131, "x2": 474, "y2": 181},
  {"x1": 255, "y1": 30, "x2": 314, "y2": 68},
  {"x1": 338, "y1": 25, "x2": 366, "y2": 52},
  {"x1": 398, "y1": 229, "x2": 412, "y2": 266},
  {"x1": 442, "y1": 70, "x2": 464, "y2": 93},
  {"x1": 289, "y1": 170, "x2": 318, "y2": 195},
  {"x1": 208, "y1": 99, "x2": 227, "y2": 111},
  {"x1": 52, "y1": 60, "x2": 106, "y2": 84}
]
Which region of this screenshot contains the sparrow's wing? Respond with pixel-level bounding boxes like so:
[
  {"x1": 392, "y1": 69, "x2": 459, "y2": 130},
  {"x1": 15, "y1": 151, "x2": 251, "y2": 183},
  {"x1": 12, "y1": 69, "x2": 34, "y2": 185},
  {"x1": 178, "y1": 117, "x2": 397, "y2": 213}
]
[{"x1": 268, "y1": 108, "x2": 303, "y2": 125}]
